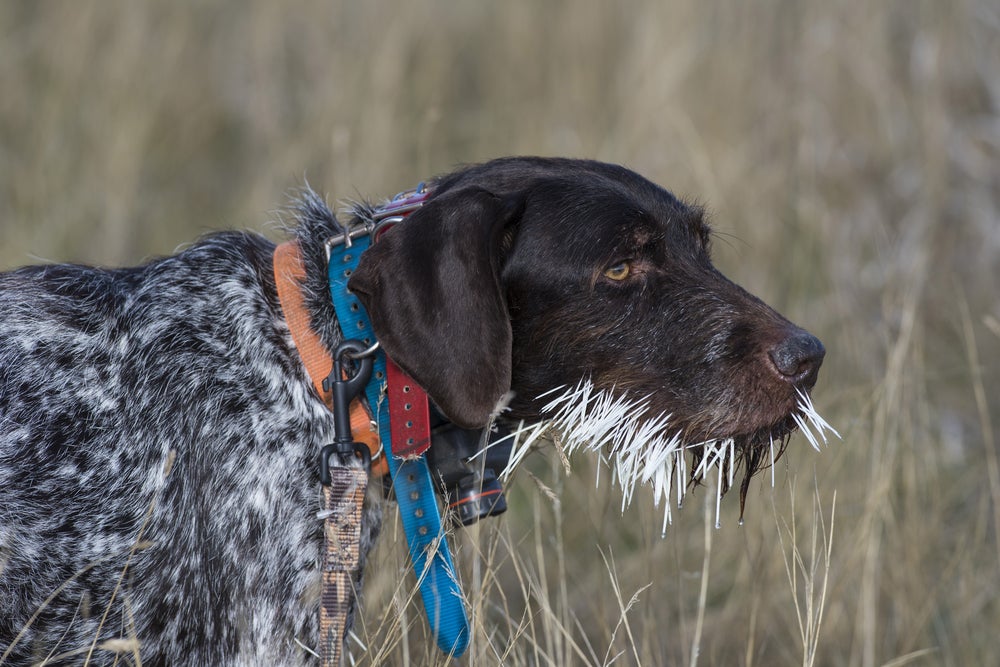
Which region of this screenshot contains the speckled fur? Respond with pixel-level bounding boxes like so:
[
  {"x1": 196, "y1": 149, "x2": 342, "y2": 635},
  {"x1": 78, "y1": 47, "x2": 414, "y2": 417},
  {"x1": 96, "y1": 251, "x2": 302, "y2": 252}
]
[{"x1": 0, "y1": 191, "x2": 380, "y2": 666}]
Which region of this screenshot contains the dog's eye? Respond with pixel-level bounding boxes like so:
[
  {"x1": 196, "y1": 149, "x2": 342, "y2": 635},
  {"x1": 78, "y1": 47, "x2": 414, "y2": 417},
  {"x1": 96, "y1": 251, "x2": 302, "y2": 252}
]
[{"x1": 603, "y1": 262, "x2": 631, "y2": 281}]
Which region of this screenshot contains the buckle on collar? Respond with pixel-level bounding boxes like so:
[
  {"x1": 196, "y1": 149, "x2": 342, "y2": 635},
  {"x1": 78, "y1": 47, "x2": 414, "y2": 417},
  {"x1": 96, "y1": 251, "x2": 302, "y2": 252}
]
[
  {"x1": 324, "y1": 225, "x2": 372, "y2": 260},
  {"x1": 324, "y1": 182, "x2": 431, "y2": 262},
  {"x1": 373, "y1": 181, "x2": 430, "y2": 221}
]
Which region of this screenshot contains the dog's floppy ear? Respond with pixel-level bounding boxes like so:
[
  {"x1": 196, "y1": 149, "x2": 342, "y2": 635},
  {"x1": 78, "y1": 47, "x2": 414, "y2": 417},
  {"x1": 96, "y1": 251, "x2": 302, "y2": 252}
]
[{"x1": 349, "y1": 187, "x2": 519, "y2": 429}]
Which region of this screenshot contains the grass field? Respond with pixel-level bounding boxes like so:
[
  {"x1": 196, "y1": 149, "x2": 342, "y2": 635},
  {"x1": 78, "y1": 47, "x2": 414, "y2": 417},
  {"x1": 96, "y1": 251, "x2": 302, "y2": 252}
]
[{"x1": 2, "y1": 1, "x2": 998, "y2": 665}]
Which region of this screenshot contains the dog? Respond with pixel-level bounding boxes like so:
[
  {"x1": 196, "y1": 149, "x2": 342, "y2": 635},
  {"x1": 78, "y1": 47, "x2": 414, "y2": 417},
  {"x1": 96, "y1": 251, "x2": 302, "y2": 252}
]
[{"x1": 1, "y1": 157, "x2": 828, "y2": 665}]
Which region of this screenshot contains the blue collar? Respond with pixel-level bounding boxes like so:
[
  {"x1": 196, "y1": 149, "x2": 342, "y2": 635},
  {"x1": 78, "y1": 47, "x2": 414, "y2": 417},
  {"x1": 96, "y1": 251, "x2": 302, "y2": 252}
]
[{"x1": 325, "y1": 186, "x2": 471, "y2": 657}]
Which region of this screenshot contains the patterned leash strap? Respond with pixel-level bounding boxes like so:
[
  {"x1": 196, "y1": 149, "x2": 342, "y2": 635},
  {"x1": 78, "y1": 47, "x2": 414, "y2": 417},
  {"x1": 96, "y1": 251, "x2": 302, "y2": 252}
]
[{"x1": 319, "y1": 464, "x2": 369, "y2": 666}]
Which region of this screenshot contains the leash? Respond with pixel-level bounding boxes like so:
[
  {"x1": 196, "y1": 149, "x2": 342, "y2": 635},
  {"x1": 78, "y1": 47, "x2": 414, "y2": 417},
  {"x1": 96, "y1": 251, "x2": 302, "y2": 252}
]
[
  {"x1": 318, "y1": 460, "x2": 368, "y2": 665},
  {"x1": 273, "y1": 185, "x2": 470, "y2": 663}
]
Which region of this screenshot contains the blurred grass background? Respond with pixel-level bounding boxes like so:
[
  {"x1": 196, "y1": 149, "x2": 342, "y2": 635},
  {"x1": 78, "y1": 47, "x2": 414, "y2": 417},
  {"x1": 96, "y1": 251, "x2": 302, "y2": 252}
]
[{"x1": 2, "y1": 1, "x2": 998, "y2": 665}]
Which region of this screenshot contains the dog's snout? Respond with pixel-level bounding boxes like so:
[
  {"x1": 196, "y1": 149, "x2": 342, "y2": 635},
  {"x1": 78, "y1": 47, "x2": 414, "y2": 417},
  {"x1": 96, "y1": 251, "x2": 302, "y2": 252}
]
[{"x1": 768, "y1": 330, "x2": 825, "y2": 385}]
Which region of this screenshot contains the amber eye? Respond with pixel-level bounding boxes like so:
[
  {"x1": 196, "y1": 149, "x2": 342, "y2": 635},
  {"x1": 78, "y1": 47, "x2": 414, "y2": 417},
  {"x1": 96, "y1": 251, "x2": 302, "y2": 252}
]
[{"x1": 604, "y1": 262, "x2": 631, "y2": 281}]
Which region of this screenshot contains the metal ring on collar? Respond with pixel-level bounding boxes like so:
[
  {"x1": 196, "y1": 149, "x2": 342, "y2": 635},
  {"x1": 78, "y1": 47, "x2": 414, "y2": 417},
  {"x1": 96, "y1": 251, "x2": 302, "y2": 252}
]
[{"x1": 342, "y1": 340, "x2": 380, "y2": 360}]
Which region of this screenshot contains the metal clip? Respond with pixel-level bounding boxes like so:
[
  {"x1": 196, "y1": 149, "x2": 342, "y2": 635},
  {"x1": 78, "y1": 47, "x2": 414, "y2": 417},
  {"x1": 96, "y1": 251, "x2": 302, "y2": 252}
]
[{"x1": 319, "y1": 339, "x2": 376, "y2": 484}]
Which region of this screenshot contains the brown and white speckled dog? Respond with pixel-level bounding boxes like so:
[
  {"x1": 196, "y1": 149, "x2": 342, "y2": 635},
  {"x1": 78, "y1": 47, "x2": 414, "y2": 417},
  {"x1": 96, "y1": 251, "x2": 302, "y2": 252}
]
[{"x1": 0, "y1": 157, "x2": 828, "y2": 665}]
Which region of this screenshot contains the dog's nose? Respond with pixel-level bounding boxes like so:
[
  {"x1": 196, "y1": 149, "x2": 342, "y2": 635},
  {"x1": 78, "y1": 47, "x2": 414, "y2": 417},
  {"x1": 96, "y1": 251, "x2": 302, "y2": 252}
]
[{"x1": 768, "y1": 330, "x2": 825, "y2": 386}]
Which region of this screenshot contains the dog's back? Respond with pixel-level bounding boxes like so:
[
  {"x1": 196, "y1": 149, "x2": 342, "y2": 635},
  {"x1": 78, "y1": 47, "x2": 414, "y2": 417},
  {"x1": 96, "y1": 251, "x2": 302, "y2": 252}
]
[{"x1": 0, "y1": 232, "x2": 335, "y2": 665}]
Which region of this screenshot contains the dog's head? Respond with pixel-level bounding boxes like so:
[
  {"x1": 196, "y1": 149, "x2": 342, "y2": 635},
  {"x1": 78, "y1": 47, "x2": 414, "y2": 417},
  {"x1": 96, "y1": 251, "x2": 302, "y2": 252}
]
[{"x1": 350, "y1": 157, "x2": 829, "y2": 510}]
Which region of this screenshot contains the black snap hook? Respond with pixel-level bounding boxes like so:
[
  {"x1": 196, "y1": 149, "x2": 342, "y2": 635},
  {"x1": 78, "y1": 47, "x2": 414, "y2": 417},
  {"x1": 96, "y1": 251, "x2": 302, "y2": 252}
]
[{"x1": 319, "y1": 339, "x2": 377, "y2": 485}]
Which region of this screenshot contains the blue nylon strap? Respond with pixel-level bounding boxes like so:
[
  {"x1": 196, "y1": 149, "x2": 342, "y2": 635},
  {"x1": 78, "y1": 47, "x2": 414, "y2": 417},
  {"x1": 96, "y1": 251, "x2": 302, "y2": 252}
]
[{"x1": 327, "y1": 234, "x2": 471, "y2": 657}]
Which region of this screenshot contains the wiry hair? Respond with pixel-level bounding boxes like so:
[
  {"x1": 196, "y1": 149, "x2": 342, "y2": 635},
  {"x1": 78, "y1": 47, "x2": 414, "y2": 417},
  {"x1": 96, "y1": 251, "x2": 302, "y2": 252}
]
[{"x1": 283, "y1": 187, "x2": 347, "y2": 352}]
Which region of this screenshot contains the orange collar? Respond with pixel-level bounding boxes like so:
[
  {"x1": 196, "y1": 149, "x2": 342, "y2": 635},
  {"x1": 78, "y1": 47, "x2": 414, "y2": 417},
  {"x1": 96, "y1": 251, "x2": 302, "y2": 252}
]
[{"x1": 273, "y1": 241, "x2": 387, "y2": 476}]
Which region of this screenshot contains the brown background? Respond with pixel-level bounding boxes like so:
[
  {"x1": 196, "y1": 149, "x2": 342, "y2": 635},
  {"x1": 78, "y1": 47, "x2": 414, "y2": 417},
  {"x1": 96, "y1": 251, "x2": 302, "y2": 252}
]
[{"x1": 2, "y1": 2, "x2": 997, "y2": 665}]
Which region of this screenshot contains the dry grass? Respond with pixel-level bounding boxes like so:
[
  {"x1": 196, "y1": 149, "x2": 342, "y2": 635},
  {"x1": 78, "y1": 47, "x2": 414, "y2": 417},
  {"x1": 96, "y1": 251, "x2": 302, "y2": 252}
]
[{"x1": 2, "y1": 1, "x2": 998, "y2": 664}]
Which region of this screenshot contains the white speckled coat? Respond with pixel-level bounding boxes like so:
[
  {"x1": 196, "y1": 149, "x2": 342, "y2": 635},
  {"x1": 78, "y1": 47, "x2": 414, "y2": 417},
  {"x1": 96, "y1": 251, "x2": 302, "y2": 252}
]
[{"x1": 0, "y1": 192, "x2": 380, "y2": 665}]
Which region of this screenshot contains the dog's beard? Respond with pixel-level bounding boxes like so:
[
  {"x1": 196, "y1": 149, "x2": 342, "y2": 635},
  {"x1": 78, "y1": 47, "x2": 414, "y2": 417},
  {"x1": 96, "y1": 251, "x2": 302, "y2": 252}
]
[{"x1": 495, "y1": 381, "x2": 839, "y2": 536}]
